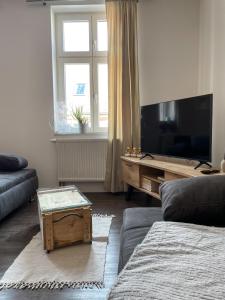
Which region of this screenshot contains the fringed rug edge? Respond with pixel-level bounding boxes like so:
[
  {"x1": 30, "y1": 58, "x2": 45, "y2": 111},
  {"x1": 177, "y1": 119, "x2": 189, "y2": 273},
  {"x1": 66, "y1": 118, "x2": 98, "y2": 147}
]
[
  {"x1": 0, "y1": 280, "x2": 104, "y2": 290},
  {"x1": 92, "y1": 213, "x2": 115, "y2": 218}
]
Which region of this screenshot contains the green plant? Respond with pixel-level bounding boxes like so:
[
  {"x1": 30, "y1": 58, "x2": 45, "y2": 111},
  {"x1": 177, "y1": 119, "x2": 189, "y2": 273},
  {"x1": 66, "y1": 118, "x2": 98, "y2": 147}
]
[{"x1": 71, "y1": 106, "x2": 88, "y2": 125}]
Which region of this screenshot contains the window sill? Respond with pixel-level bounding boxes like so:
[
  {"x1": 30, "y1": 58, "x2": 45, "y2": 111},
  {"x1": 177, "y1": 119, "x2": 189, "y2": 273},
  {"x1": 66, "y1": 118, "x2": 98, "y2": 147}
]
[{"x1": 50, "y1": 133, "x2": 108, "y2": 143}]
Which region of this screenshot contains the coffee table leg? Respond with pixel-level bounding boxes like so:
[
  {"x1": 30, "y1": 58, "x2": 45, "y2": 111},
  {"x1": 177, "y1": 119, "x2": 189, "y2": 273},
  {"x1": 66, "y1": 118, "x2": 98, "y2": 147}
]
[
  {"x1": 83, "y1": 210, "x2": 92, "y2": 243},
  {"x1": 44, "y1": 214, "x2": 54, "y2": 252}
]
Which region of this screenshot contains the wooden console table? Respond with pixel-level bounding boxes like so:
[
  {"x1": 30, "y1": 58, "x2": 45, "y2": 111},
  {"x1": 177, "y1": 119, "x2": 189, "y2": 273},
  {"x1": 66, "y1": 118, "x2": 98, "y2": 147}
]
[{"x1": 121, "y1": 156, "x2": 212, "y2": 200}]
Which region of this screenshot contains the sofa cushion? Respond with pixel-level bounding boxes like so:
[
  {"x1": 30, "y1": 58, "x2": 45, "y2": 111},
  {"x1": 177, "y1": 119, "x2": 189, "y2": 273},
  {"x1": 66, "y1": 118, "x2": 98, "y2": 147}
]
[
  {"x1": 0, "y1": 176, "x2": 38, "y2": 221},
  {"x1": 160, "y1": 175, "x2": 225, "y2": 226},
  {"x1": 123, "y1": 207, "x2": 163, "y2": 232},
  {"x1": 118, "y1": 207, "x2": 163, "y2": 273},
  {"x1": 0, "y1": 154, "x2": 28, "y2": 171},
  {"x1": 0, "y1": 169, "x2": 37, "y2": 194},
  {"x1": 120, "y1": 227, "x2": 150, "y2": 271}
]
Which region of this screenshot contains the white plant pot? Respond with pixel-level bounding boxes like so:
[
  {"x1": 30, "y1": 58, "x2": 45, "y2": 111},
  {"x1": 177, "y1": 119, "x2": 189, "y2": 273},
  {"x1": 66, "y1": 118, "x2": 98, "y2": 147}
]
[{"x1": 79, "y1": 123, "x2": 87, "y2": 134}]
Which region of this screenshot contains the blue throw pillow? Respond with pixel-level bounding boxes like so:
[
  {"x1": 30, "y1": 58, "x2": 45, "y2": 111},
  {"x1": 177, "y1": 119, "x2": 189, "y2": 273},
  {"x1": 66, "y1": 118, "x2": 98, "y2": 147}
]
[{"x1": 0, "y1": 154, "x2": 28, "y2": 171}]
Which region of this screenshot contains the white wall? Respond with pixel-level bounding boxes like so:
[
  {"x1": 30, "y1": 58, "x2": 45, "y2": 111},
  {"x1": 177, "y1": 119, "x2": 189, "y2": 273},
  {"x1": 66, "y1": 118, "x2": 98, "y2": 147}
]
[
  {"x1": 1, "y1": 0, "x2": 218, "y2": 188},
  {"x1": 138, "y1": 0, "x2": 225, "y2": 167},
  {"x1": 138, "y1": 0, "x2": 200, "y2": 106},
  {"x1": 199, "y1": 0, "x2": 225, "y2": 166},
  {"x1": 0, "y1": 0, "x2": 57, "y2": 187},
  {"x1": 212, "y1": 0, "x2": 225, "y2": 166},
  {"x1": 0, "y1": 0, "x2": 104, "y2": 188},
  {"x1": 198, "y1": 0, "x2": 214, "y2": 94}
]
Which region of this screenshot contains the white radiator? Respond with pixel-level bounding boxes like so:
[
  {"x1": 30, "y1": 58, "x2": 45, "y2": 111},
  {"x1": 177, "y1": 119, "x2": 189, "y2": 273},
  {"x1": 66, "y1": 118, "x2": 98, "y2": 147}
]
[{"x1": 55, "y1": 139, "x2": 108, "y2": 183}]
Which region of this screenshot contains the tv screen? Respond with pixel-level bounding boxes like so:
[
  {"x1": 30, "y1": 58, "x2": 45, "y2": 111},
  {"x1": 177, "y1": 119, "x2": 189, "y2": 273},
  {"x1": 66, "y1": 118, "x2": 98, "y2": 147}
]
[{"x1": 141, "y1": 94, "x2": 213, "y2": 162}]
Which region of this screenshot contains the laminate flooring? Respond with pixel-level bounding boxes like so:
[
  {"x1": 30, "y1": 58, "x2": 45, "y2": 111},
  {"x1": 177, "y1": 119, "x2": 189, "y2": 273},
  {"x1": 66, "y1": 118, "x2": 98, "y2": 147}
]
[{"x1": 0, "y1": 192, "x2": 160, "y2": 300}]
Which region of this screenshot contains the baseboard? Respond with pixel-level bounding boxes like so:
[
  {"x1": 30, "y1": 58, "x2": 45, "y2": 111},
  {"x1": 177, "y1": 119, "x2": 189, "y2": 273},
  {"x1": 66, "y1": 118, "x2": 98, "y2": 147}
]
[{"x1": 63, "y1": 182, "x2": 106, "y2": 193}]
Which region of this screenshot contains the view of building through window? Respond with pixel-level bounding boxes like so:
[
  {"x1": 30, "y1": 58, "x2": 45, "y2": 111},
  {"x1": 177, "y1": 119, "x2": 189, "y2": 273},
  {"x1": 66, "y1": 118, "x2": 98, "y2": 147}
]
[{"x1": 54, "y1": 14, "x2": 108, "y2": 134}]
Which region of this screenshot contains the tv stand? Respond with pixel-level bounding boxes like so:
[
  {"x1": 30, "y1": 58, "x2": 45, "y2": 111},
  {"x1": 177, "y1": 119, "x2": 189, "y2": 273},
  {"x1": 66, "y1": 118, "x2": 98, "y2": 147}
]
[
  {"x1": 140, "y1": 153, "x2": 154, "y2": 160},
  {"x1": 194, "y1": 161, "x2": 212, "y2": 170},
  {"x1": 121, "y1": 157, "x2": 218, "y2": 201}
]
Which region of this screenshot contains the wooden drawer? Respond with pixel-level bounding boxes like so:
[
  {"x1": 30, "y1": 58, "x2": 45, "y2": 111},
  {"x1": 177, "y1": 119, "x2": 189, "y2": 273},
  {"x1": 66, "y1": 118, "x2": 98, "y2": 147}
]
[{"x1": 122, "y1": 161, "x2": 140, "y2": 187}]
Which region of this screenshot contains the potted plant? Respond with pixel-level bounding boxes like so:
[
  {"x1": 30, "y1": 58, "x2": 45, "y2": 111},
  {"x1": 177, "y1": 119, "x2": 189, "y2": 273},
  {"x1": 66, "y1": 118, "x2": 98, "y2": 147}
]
[{"x1": 71, "y1": 106, "x2": 88, "y2": 134}]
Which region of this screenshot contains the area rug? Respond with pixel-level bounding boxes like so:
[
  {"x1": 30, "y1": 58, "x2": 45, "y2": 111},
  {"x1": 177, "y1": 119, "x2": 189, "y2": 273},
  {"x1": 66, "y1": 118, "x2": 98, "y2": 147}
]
[{"x1": 0, "y1": 215, "x2": 113, "y2": 290}]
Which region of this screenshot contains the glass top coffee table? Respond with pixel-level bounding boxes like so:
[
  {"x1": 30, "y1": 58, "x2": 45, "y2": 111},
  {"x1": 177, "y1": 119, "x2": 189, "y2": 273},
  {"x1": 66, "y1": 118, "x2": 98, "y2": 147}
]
[
  {"x1": 37, "y1": 186, "x2": 92, "y2": 252},
  {"x1": 38, "y1": 186, "x2": 92, "y2": 213}
]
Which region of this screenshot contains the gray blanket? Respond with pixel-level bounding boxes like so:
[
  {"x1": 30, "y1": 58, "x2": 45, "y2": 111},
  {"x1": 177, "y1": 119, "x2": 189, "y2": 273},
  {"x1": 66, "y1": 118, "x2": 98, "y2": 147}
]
[{"x1": 109, "y1": 222, "x2": 225, "y2": 300}]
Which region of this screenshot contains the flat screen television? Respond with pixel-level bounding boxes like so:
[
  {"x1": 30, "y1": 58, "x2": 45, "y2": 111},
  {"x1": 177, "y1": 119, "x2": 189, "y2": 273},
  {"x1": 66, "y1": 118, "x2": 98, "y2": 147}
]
[{"x1": 141, "y1": 94, "x2": 213, "y2": 162}]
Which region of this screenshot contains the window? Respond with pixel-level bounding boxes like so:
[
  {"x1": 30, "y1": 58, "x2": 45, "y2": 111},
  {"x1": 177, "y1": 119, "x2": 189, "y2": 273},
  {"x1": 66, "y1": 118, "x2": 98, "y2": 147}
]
[
  {"x1": 159, "y1": 101, "x2": 176, "y2": 122},
  {"x1": 53, "y1": 13, "x2": 108, "y2": 135}
]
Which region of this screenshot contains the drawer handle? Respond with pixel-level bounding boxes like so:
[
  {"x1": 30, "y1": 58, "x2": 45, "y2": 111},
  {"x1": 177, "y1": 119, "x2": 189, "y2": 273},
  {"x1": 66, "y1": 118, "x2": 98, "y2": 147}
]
[{"x1": 54, "y1": 213, "x2": 83, "y2": 223}]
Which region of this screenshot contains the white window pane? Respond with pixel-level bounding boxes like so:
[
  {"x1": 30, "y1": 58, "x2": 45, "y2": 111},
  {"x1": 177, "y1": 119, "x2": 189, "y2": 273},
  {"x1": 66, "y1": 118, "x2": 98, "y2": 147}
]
[
  {"x1": 98, "y1": 64, "x2": 108, "y2": 128},
  {"x1": 63, "y1": 21, "x2": 89, "y2": 52},
  {"x1": 97, "y1": 21, "x2": 108, "y2": 51},
  {"x1": 64, "y1": 64, "x2": 91, "y2": 127}
]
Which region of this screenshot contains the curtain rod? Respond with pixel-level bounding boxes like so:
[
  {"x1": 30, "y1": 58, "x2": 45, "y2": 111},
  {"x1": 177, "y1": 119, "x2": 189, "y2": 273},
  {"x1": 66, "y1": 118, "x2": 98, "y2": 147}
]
[
  {"x1": 26, "y1": 0, "x2": 138, "y2": 5},
  {"x1": 26, "y1": 0, "x2": 89, "y2": 5},
  {"x1": 105, "y1": 0, "x2": 138, "y2": 2}
]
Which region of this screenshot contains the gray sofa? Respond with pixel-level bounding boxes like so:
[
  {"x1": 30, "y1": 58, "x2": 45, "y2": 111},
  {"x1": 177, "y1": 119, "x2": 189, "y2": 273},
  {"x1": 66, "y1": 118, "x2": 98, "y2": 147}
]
[
  {"x1": 110, "y1": 175, "x2": 225, "y2": 299},
  {"x1": 0, "y1": 169, "x2": 38, "y2": 221},
  {"x1": 118, "y1": 175, "x2": 225, "y2": 273}
]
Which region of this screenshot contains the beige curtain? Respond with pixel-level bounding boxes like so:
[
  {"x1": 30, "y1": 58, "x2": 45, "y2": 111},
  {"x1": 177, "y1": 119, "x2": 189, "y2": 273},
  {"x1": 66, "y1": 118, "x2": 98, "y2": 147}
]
[{"x1": 104, "y1": 0, "x2": 140, "y2": 192}]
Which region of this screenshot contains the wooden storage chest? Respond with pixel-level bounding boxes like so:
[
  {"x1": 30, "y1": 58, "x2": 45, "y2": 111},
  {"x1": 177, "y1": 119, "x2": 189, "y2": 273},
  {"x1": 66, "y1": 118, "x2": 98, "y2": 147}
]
[{"x1": 38, "y1": 186, "x2": 92, "y2": 252}]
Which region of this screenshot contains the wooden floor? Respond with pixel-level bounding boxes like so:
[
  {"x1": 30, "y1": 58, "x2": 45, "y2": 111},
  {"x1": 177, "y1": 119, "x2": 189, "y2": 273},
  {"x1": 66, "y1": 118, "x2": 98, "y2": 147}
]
[{"x1": 0, "y1": 192, "x2": 160, "y2": 300}]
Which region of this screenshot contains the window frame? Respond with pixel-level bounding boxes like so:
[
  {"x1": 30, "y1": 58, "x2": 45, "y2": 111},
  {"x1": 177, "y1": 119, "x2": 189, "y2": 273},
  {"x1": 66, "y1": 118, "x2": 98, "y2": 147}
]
[
  {"x1": 56, "y1": 14, "x2": 92, "y2": 58},
  {"x1": 92, "y1": 14, "x2": 108, "y2": 57},
  {"x1": 57, "y1": 57, "x2": 93, "y2": 133},
  {"x1": 93, "y1": 57, "x2": 108, "y2": 132},
  {"x1": 54, "y1": 12, "x2": 108, "y2": 135}
]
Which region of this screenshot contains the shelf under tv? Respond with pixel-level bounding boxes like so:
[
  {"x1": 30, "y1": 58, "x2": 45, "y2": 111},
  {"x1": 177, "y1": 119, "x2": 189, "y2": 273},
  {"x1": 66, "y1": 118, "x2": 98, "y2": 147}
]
[{"x1": 121, "y1": 156, "x2": 217, "y2": 201}]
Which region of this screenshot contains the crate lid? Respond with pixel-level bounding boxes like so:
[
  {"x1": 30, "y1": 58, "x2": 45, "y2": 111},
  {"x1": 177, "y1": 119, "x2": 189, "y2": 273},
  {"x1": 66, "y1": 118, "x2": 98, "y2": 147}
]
[{"x1": 37, "y1": 186, "x2": 92, "y2": 213}]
